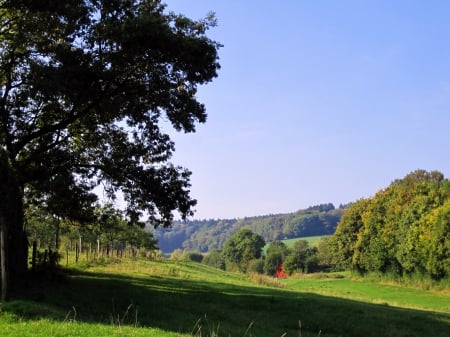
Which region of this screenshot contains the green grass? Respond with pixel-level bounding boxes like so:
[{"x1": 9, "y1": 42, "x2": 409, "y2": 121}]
[
  {"x1": 279, "y1": 235, "x2": 327, "y2": 247},
  {"x1": 1, "y1": 258, "x2": 449, "y2": 337},
  {"x1": 285, "y1": 273, "x2": 450, "y2": 312},
  {"x1": 264, "y1": 236, "x2": 328, "y2": 253}
]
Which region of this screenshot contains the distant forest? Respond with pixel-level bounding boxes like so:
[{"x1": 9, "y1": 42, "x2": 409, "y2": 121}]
[{"x1": 154, "y1": 203, "x2": 346, "y2": 253}]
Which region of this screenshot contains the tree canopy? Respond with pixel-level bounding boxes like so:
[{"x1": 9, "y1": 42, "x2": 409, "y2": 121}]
[
  {"x1": 222, "y1": 229, "x2": 265, "y2": 272},
  {"x1": 329, "y1": 170, "x2": 450, "y2": 280},
  {"x1": 156, "y1": 204, "x2": 344, "y2": 253},
  {"x1": 0, "y1": 0, "x2": 220, "y2": 300}
]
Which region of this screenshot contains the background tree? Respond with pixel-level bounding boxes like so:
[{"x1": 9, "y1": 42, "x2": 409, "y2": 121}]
[
  {"x1": 263, "y1": 241, "x2": 289, "y2": 276},
  {"x1": 316, "y1": 236, "x2": 334, "y2": 270},
  {"x1": 24, "y1": 204, "x2": 58, "y2": 249},
  {"x1": 202, "y1": 249, "x2": 225, "y2": 270},
  {"x1": 222, "y1": 229, "x2": 265, "y2": 272},
  {"x1": 0, "y1": 0, "x2": 220, "y2": 300},
  {"x1": 328, "y1": 198, "x2": 369, "y2": 270},
  {"x1": 156, "y1": 205, "x2": 344, "y2": 254},
  {"x1": 284, "y1": 239, "x2": 318, "y2": 274}
]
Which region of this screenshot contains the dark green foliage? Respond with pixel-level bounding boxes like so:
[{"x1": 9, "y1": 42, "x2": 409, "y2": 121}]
[
  {"x1": 0, "y1": 0, "x2": 220, "y2": 298},
  {"x1": 263, "y1": 241, "x2": 289, "y2": 275},
  {"x1": 264, "y1": 252, "x2": 284, "y2": 275},
  {"x1": 247, "y1": 258, "x2": 264, "y2": 274},
  {"x1": 202, "y1": 249, "x2": 225, "y2": 270},
  {"x1": 249, "y1": 238, "x2": 325, "y2": 276},
  {"x1": 330, "y1": 170, "x2": 450, "y2": 279},
  {"x1": 266, "y1": 240, "x2": 290, "y2": 257},
  {"x1": 222, "y1": 229, "x2": 265, "y2": 272},
  {"x1": 284, "y1": 240, "x2": 318, "y2": 274},
  {"x1": 305, "y1": 255, "x2": 320, "y2": 273},
  {"x1": 155, "y1": 204, "x2": 344, "y2": 253},
  {"x1": 182, "y1": 251, "x2": 203, "y2": 263},
  {"x1": 316, "y1": 236, "x2": 335, "y2": 270}
]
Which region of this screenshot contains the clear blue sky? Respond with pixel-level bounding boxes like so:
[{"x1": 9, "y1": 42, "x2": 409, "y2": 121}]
[{"x1": 164, "y1": 0, "x2": 450, "y2": 219}]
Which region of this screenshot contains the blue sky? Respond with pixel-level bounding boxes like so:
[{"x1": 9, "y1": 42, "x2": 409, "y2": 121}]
[{"x1": 163, "y1": 1, "x2": 450, "y2": 219}]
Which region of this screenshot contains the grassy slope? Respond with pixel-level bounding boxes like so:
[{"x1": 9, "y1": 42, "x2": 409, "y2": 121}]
[
  {"x1": 263, "y1": 235, "x2": 328, "y2": 254},
  {"x1": 1, "y1": 259, "x2": 449, "y2": 337},
  {"x1": 279, "y1": 235, "x2": 327, "y2": 247}
]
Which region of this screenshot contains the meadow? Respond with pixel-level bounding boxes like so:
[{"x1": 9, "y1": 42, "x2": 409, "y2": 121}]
[
  {"x1": 278, "y1": 235, "x2": 327, "y2": 247},
  {"x1": 0, "y1": 258, "x2": 449, "y2": 337},
  {"x1": 262, "y1": 235, "x2": 327, "y2": 254}
]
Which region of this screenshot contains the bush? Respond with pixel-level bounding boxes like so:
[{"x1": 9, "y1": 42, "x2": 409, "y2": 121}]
[
  {"x1": 203, "y1": 250, "x2": 225, "y2": 270},
  {"x1": 264, "y1": 252, "x2": 283, "y2": 276},
  {"x1": 170, "y1": 249, "x2": 184, "y2": 260},
  {"x1": 305, "y1": 255, "x2": 319, "y2": 273},
  {"x1": 247, "y1": 259, "x2": 264, "y2": 274},
  {"x1": 182, "y1": 251, "x2": 203, "y2": 263}
]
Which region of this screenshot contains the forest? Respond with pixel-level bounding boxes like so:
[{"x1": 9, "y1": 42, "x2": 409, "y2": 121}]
[{"x1": 155, "y1": 203, "x2": 344, "y2": 253}]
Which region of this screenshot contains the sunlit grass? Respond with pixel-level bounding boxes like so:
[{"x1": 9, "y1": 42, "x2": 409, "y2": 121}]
[
  {"x1": 284, "y1": 273, "x2": 450, "y2": 313},
  {"x1": 1, "y1": 257, "x2": 449, "y2": 337}
]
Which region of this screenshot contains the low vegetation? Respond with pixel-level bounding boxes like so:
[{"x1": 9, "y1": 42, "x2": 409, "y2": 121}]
[{"x1": 1, "y1": 258, "x2": 449, "y2": 337}]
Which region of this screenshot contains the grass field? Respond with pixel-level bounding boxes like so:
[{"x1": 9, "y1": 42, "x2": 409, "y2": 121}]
[
  {"x1": 263, "y1": 235, "x2": 328, "y2": 253},
  {"x1": 1, "y1": 258, "x2": 449, "y2": 337},
  {"x1": 279, "y1": 235, "x2": 327, "y2": 247}
]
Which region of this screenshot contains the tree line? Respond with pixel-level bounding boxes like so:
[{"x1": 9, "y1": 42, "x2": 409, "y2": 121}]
[
  {"x1": 155, "y1": 203, "x2": 344, "y2": 253},
  {"x1": 25, "y1": 203, "x2": 158, "y2": 271},
  {"x1": 328, "y1": 169, "x2": 450, "y2": 280},
  {"x1": 171, "y1": 228, "x2": 328, "y2": 276}
]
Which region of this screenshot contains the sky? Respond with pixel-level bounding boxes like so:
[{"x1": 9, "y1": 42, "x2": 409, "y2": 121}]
[{"x1": 162, "y1": 0, "x2": 450, "y2": 220}]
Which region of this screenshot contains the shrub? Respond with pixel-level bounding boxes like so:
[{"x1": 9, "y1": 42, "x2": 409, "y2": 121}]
[
  {"x1": 183, "y1": 251, "x2": 204, "y2": 263},
  {"x1": 203, "y1": 250, "x2": 225, "y2": 270},
  {"x1": 170, "y1": 249, "x2": 184, "y2": 260},
  {"x1": 247, "y1": 259, "x2": 264, "y2": 274}
]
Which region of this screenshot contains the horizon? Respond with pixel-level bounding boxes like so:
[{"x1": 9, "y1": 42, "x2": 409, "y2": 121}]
[{"x1": 176, "y1": 201, "x2": 346, "y2": 221}]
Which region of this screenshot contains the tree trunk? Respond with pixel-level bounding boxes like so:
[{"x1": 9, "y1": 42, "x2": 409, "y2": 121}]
[
  {"x1": 54, "y1": 222, "x2": 60, "y2": 251},
  {"x1": 0, "y1": 153, "x2": 27, "y2": 301},
  {"x1": 1, "y1": 218, "x2": 8, "y2": 301},
  {"x1": 31, "y1": 241, "x2": 37, "y2": 273},
  {"x1": 97, "y1": 237, "x2": 100, "y2": 257}
]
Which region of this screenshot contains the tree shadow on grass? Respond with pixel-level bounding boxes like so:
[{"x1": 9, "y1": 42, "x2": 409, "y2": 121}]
[{"x1": 5, "y1": 268, "x2": 450, "y2": 337}]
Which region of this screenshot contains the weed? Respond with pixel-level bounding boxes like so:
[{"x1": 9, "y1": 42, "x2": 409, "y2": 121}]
[
  {"x1": 110, "y1": 301, "x2": 139, "y2": 328},
  {"x1": 63, "y1": 306, "x2": 77, "y2": 323},
  {"x1": 190, "y1": 316, "x2": 220, "y2": 337},
  {"x1": 190, "y1": 317, "x2": 255, "y2": 337}
]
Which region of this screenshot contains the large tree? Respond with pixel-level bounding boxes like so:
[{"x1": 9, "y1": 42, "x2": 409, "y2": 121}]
[
  {"x1": 329, "y1": 170, "x2": 450, "y2": 279},
  {"x1": 0, "y1": 0, "x2": 220, "y2": 300}
]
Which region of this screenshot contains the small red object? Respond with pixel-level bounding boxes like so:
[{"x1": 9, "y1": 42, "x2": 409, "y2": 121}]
[{"x1": 276, "y1": 263, "x2": 288, "y2": 278}]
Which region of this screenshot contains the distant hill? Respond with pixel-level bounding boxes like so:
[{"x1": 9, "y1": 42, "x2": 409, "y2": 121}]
[{"x1": 154, "y1": 203, "x2": 346, "y2": 253}]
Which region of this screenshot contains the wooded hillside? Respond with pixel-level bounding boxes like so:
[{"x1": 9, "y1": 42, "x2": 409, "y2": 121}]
[{"x1": 154, "y1": 203, "x2": 345, "y2": 253}]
